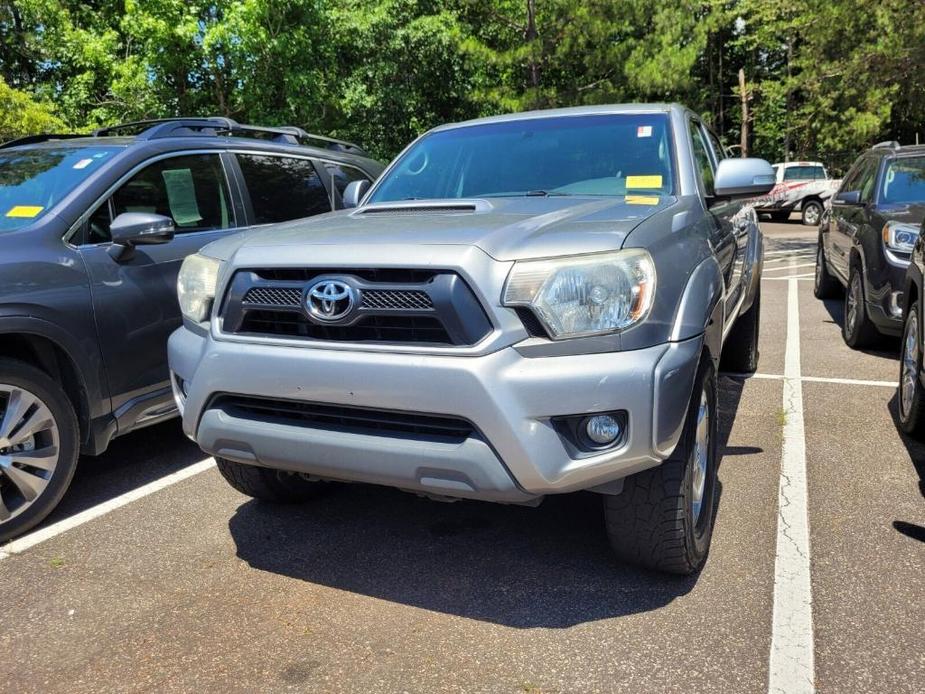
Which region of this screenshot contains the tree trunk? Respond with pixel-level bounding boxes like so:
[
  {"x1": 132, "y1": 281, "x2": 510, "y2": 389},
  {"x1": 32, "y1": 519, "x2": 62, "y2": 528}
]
[{"x1": 739, "y1": 68, "x2": 749, "y2": 158}]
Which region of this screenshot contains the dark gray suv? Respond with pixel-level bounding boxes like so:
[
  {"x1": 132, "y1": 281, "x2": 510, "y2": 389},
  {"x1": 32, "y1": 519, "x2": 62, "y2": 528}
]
[{"x1": 0, "y1": 118, "x2": 383, "y2": 541}]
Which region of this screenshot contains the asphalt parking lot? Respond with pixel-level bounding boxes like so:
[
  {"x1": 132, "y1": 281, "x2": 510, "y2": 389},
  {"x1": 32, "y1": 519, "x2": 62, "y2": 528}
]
[{"x1": 1, "y1": 216, "x2": 923, "y2": 693}]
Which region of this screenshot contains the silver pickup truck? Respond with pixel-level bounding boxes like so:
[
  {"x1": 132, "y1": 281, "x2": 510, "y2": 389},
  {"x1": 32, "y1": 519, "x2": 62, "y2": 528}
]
[{"x1": 168, "y1": 104, "x2": 774, "y2": 574}]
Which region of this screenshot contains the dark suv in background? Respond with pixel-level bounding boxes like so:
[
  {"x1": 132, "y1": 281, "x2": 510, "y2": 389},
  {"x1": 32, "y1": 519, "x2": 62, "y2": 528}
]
[
  {"x1": 814, "y1": 142, "x2": 925, "y2": 348},
  {"x1": 0, "y1": 118, "x2": 383, "y2": 541}
]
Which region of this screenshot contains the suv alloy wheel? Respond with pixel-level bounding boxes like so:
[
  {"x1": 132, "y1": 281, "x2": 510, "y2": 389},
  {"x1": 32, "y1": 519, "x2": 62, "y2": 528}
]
[{"x1": 0, "y1": 359, "x2": 79, "y2": 543}]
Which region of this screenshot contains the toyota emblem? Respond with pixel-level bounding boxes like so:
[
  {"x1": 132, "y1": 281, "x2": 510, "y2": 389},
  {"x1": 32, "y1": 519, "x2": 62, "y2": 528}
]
[{"x1": 305, "y1": 280, "x2": 356, "y2": 322}]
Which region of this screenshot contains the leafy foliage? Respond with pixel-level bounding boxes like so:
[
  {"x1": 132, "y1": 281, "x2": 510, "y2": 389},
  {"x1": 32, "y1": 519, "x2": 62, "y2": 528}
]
[{"x1": 1, "y1": 0, "x2": 923, "y2": 166}]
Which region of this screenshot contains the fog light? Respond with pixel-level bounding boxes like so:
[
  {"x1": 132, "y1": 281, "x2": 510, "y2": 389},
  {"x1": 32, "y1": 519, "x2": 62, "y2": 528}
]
[{"x1": 584, "y1": 415, "x2": 622, "y2": 445}]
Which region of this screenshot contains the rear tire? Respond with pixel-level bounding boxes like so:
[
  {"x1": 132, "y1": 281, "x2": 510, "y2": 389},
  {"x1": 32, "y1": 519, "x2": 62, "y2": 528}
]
[
  {"x1": 814, "y1": 241, "x2": 840, "y2": 299},
  {"x1": 801, "y1": 200, "x2": 823, "y2": 226},
  {"x1": 0, "y1": 358, "x2": 80, "y2": 543},
  {"x1": 898, "y1": 302, "x2": 925, "y2": 439},
  {"x1": 843, "y1": 264, "x2": 880, "y2": 349},
  {"x1": 720, "y1": 288, "x2": 761, "y2": 373},
  {"x1": 216, "y1": 458, "x2": 327, "y2": 503},
  {"x1": 603, "y1": 358, "x2": 718, "y2": 575}
]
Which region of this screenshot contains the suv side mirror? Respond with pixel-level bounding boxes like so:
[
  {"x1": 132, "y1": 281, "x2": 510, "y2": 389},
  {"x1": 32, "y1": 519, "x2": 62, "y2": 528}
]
[
  {"x1": 834, "y1": 190, "x2": 861, "y2": 205},
  {"x1": 110, "y1": 212, "x2": 175, "y2": 246},
  {"x1": 343, "y1": 179, "x2": 371, "y2": 209},
  {"x1": 713, "y1": 158, "x2": 776, "y2": 199}
]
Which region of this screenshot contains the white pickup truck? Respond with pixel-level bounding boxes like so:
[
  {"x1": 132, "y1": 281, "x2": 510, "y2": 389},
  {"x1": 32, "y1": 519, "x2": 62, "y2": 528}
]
[{"x1": 751, "y1": 161, "x2": 841, "y2": 226}]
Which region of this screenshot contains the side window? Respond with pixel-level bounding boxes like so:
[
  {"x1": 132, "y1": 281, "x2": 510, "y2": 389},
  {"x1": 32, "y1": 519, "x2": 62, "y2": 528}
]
[
  {"x1": 82, "y1": 154, "x2": 232, "y2": 244},
  {"x1": 237, "y1": 154, "x2": 330, "y2": 224},
  {"x1": 323, "y1": 162, "x2": 371, "y2": 197},
  {"x1": 689, "y1": 120, "x2": 715, "y2": 196},
  {"x1": 841, "y1": 158, "x2": 873, "y2": 195},
  {"x1": 706, "y1": 130, "x2": 726, "y2": 164},
  {"x1": 859, "y1": 160, "x2": 880, "y2": 203}
]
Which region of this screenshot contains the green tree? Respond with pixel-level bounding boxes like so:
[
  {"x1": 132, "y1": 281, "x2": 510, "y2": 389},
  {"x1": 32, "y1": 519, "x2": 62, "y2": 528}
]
[{"x1": 0, "y1": 77, "x2": 66, "y2": 142}]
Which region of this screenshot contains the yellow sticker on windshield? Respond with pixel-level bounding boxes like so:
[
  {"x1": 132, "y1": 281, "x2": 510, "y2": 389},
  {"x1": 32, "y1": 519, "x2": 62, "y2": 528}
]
[
  {"x1": 6, "y1": 205, "x2": 44, "y2": 218},
  {"x1": 626, "y1": 195, "x2": 660, "y2": 205},
  {"x1": 626, "y1": 175, "x2": 663, "y2": 189}
]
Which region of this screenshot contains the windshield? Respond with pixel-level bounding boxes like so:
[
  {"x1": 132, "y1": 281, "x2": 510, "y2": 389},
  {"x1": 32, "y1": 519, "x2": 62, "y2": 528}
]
[
  {"x1": 369, "y1": 114, "x2": 675, "y2": 202},
  {"x1": 0, "y1": 146, "x2": 120, "y2": 232},
  {"x1": 880, "y1": 157, "x2": 925, "y2": 205}
]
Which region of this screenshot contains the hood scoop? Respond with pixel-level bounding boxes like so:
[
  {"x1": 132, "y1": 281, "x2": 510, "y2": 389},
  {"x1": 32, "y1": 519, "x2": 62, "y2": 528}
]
[{"x1": 355, "y1": 200, "x2": 491, "y2": 216}]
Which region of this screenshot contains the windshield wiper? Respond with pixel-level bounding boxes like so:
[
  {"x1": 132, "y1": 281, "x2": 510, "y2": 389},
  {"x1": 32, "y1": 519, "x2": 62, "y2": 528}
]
[{"x1": 524, "y1": 190, "x2": 571, "y2": 197}]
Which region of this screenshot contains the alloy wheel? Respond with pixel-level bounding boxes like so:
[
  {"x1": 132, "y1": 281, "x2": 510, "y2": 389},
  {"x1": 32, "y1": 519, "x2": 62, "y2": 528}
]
[
  {"x1": 847, "y1": 273, "x2": 861, "y2": 336},
  {"x1": 691, "y1": 388, "x2": 710, "y2": 525},
  {"x1": 0, "y1": 385, "x2": 60, "y2": 523},
  {"x1": 804, "y1": 204, "x2": 821, "y2": 226},
  {"x1": 815, "y1": 247, "x2": 824, "y2": 291},
  {"x1": 902, "y1": 313, "x2": 919, "y2": 418}
]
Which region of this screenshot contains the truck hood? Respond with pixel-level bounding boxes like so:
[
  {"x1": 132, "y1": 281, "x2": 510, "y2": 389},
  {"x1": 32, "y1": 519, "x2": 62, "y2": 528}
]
[{"x1": 208, "y1": 196, "x2": 678, "y2": 264}]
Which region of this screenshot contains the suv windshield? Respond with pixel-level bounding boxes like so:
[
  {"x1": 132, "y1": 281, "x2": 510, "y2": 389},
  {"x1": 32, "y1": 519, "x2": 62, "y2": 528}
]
[
  {"x1": 0, "y1": 145, "x2": 120, "y2": 232},
  {"x1": 369, "y1": 114, "x2": 675, "y2": 202},
  {"x1": 880, "y1": 156, "x2": 925, "y2": 205}
]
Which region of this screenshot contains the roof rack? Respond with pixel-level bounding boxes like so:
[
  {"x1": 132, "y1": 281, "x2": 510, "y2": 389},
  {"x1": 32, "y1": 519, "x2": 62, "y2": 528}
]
[
  {"x1": 96, "y1": 117, "x2": 368, "y2": 155},
  {"x1": 873, "y1": 140, "x2": 901, "y2": 150},
  {"x1": 0, "y1": 133, "x2": 85, "y2": 149},
  {"x1": 0, "y1": 118, "x2": 368, "y2": 156}
]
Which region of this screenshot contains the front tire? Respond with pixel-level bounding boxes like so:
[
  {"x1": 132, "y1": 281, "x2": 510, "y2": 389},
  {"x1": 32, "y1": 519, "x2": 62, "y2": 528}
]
[
  {"x1": 0, "y1": 359, "x2": 80, "y2": 543},
  {"x1": 216, "y1": 457, "x2": 327, "y2": 503},
  {"x1": 843, "y1": 264, "x2": 880, "y2": 349},
  {"x1": 899, "y1": 302, "x2": 925, "y2": 439},
  {"x1": 814, "y1": 241, "x2": 840, "y2": 299},
  {"x1": 603, "y1": 358, "x2": 719, "y2": 575},
  {"x1": 769, "y1": 211, "x2": 790, "y2": 223},
  {"x1": 801, "y1": 200, "x2": 823, "y2": 226},
  {"x1": 720, "y1": 288, "x2": 761, "y2": 373}
]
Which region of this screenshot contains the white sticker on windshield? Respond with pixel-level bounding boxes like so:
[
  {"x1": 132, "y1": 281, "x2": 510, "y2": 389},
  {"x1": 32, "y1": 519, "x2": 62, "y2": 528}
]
[
  {"x1": 73, "y1": 158, "x2": 93, "y2": 170},
  {"x1": 637, "y1": 126, "x2": 652, "y2": 138}
]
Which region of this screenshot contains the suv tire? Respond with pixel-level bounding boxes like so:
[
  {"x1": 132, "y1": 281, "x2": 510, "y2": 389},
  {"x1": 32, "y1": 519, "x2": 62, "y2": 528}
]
[
  {"x1": 814, "y1": 241, "x2": 840, "y2": 299},
  {"x1": 0, "y1": 358, "x2": 80, "y2": 543},
  {"x1": 720, "y1": 288, "x2": 760, "y2": 373},
  {"x1": 899, "y1": 302, "x2": 925, "y2": 439},
  {"x1": 801, "y1": 200, "x2": 823, "y2": 226},
  {"x1": 843, "y1": 263, "x2": 880, "y2": 349},
  {"x1": 216, "y1": 457, "x2": 327, "y2": 503},
  {"x1": 769, "y1": 211, "x2": 790, "y2": 223},
  {"x1": 603, "y1": 358, "x2": 718, "y2": 575}
]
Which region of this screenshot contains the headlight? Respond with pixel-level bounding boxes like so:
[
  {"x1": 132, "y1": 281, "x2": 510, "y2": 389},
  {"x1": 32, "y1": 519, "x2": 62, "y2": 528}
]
[
  {"x1": 882, "y1": 221, "x2": 918, "y2": 253},
  {"x1": 503, "y1": 249, "x2": 656, "y2": 339},
  {"x1": 177, "y1": 254, "x2": 222, "y2": 322}
]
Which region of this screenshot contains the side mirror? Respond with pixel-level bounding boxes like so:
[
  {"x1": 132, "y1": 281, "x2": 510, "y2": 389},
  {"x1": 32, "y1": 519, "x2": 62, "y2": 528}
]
[
  {"x1": 834, "y1": 190, "x2": 861, "y2": 205},
  {"x1": 713, "y1": 158, "x2": 776, "y2": 199},
  {"x1": 110, "y1": 212, "x2": 175, "y2": 245},
  {"x1": 342, "y1": 179, "x2": 371, "y2": 209}
]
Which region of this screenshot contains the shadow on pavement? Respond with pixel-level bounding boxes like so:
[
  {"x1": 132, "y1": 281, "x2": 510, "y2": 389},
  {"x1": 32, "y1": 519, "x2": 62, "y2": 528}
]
[
  {"x1": 886, "y1": 393, "x2": 925, "y2": 543},
  {"x1": 227, "y1": 378, "x2": 752, "y2": 629},
  {"x1": 821, "y1": 296, "x2": 900, "y2": 355},
  {"x1": 42, "y1": 419, "x2": 206, "y2": 526}
]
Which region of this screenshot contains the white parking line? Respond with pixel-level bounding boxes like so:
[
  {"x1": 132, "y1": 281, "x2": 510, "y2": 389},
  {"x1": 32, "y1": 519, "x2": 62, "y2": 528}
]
[
  {"x1": 768, "y1": 271, "x2": 815, "y2": 693},
  {"x1": 765, "y1": 255, "x2": 814, "y2": 264},
  {"x1": 763, "y1": 276, "x2": 813, "y2": 282},
  {"x1": 764, "y1": 262, "x2": 817, "y2": 273},
  {"x1": 0, "y1": 458, "x2": 216, "y2": 560},
  {"x1": 722, "y1": 373, "x2": 895, "y2": 388}
]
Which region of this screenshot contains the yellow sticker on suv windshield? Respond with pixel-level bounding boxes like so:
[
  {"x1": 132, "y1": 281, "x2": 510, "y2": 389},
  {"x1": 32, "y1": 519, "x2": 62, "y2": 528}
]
[
  {"x1": 6, "y1": 205, "x2": 44, "y2": 218},
  {"x1": 626, "y1": 195, "x2": 660, "y2": 205},
  {"x1": 626, "y1": 175, "x2": 663, "y2": 189}
]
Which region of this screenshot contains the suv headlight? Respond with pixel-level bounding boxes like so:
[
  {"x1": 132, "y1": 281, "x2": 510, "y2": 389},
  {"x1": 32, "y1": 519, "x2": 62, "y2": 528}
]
[
  {"x1": 177, "y1": 254, "x2": 222, "y2": 322},
  {"x1": 882, "y1": 221, "x2": 918, "y2": 253},
  {"x1": 503, "y1": 249, "x2": 656, "y2": 339}
]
